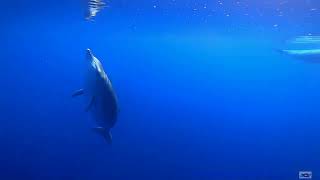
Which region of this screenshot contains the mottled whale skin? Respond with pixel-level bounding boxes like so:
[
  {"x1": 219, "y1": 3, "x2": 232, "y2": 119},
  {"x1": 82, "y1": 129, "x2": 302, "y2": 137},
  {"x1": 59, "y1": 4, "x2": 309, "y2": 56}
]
[
  {"x1": 73, "y1": 49, "x2": 119, "y2": 143},
  {"x1": 278, "y1": 49, "x2": 320, "y2": 62}
]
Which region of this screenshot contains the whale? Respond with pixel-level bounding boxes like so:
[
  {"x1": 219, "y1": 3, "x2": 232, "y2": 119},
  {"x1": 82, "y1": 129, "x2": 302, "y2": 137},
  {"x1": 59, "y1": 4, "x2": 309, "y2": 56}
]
[
  {"x1": 278, "y1": 49, "x2": 320, "y2": 62},
  {"x1": 73, "y1": 49, "x2": 119, "y2": 143}
]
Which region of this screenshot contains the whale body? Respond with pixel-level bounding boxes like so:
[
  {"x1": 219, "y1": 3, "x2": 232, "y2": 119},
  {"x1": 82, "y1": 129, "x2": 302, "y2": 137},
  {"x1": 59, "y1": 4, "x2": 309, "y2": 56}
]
[
  {"x1": 278, "y1": 49, "x2": 320, "y2": 62},
  {"x1": 73, "y1": 49, "x2": 119, "y2": 143}
]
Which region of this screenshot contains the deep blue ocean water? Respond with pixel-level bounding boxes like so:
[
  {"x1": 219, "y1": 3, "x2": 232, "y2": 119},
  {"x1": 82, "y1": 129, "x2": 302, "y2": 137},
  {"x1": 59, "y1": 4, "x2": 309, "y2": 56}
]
[{"x1": 1, "y1": 0, "x2": 320, "y2": 179}]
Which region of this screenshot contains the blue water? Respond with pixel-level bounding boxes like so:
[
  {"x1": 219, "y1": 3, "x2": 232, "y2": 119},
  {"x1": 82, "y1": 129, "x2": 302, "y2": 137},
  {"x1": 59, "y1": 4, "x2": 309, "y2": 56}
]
[{"x1": 2, "y1": 0, "x2": 320, "y2": 179}]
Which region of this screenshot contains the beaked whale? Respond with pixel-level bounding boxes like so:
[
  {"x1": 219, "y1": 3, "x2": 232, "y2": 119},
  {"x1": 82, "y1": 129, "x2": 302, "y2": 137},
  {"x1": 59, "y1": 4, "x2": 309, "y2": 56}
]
[
  {"x1": 278, "y1": 49, "x2": 320, "y2": 62},
  {"x1": 73, "y1": 49, "x2": 119, "y2": 143}
]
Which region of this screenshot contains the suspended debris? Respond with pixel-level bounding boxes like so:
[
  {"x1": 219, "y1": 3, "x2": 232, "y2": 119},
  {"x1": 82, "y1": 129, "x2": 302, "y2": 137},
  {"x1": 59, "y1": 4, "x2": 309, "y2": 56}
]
[{"x1": 86, "y1": 0, "x2": 107, "y2": 21}]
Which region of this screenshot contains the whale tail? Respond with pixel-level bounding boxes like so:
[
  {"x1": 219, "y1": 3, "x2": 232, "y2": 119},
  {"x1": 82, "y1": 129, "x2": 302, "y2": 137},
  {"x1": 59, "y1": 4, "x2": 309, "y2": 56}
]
[
  {"x1": 275, "y1": 49, "x2": 285, "y2": 55},
  {"x1": 92, "y1": 127, "x2": 112, "y2": 144},
  {"x1": 275, "y1": 49, "x2": 292, "y2": 57}
]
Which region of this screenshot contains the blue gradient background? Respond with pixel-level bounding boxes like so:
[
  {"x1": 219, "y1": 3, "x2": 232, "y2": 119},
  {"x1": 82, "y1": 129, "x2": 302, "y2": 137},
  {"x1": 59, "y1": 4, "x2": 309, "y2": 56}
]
[{"x1": 1, "y1": 0, "x2": 320, "y2": 179}]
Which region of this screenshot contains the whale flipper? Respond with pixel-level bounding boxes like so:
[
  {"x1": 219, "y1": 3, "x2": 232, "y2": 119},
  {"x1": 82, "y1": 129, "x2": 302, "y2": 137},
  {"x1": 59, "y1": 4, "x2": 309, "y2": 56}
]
[
  {"x1": 104, "y1": 131, "x2": 112, "y2": 144},
  {"x1": 86, "y1": 96, "x2": 95, "y2": 112},
  {"x1": 92, "y1": 127, "x2": 112, "y2": 144},
  {"x1": 72, "y1": 89, "x2": 84, "y2": 97}
]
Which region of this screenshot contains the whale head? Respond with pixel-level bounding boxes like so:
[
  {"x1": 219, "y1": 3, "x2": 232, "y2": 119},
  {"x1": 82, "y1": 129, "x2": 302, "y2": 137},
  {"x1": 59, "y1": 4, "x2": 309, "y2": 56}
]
[
  {"x1": 85, "y1": 48, "x2": 105, "y2": 75},
  {"x1": 86, "y1": 48, "x2": 94, "y2": 61},
  {"x1": 85, "y1": 48, "x2": 97, "y2": 74}
]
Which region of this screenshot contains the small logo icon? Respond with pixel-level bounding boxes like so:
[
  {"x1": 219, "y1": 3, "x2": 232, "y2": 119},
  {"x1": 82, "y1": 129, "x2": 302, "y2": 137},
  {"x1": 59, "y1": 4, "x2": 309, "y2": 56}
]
[{"x1": 299, "y1": 171, "x2": 312, "y2": 179}]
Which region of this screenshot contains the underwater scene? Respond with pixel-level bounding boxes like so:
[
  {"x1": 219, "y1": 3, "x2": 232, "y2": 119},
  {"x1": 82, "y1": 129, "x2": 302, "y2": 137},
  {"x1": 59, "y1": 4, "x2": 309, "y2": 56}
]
[{"x1": 1, "y1": 0, "x2": 320, "y2": 179}]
